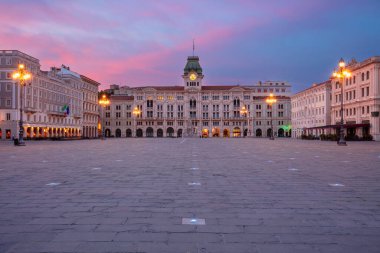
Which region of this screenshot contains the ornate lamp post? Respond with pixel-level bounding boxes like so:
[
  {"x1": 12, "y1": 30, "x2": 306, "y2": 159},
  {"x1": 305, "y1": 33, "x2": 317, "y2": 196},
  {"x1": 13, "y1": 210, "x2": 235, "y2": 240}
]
[
  {"x1": 266, "y1": 93, "x2": 277, "y2": 140},
  {"x1": 132, "y1": 106, "x2": 141, "y2": 137},
  {"x1": 332, "y1": 58, "x2": 351, "y2": 146},
  {"x1": 12, "y1": 64, "x2": 32, "y2": 146},
  {"x1": 240, "y1": 105, "x2": 248, "y2": 137},
  {"x1": 98, "y1": 94, "x2": 110, "y2": 139}
]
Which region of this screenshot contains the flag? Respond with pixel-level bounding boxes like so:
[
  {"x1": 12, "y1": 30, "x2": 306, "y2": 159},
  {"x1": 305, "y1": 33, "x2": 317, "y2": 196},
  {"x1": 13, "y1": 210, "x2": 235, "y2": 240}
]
[{"x1": 61, "y1": 104, "x2": 70, "y2": 116}]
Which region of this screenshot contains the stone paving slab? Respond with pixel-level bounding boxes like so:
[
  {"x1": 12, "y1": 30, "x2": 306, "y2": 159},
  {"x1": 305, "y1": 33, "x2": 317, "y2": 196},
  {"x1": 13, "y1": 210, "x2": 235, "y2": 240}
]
[{"x1": 0, "y1": 138, "x2": 380, "y2": 252}]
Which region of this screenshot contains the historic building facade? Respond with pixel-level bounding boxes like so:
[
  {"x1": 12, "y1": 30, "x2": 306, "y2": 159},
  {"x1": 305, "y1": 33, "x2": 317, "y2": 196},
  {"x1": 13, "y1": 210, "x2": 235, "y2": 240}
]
[
  {"x1": 0, "y1": 50, "x2": 100, "y2": 140},
  {"x1": 291, "y1": 81, "x2": 331, "y2": 138},
  {"x1": 330, "y1": 57, "x2": 380, "y2": 140},
  {"x1": 81, "y1": 75, "x2": 100, "y2": 138},
  {"x1": 103, "y1": 55, "x2": 292, "y2": 138},
  {"x1": 291, "y1": 56, "x2": 380, "y2": 141}
]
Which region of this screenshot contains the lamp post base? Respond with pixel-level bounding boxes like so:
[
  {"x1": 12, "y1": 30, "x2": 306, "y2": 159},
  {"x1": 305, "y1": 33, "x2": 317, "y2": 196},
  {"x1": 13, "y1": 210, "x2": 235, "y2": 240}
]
[
  {"x1": 14, "y1": 139, "x2": 25, "y2": 146},
  {"x1": 337, "y1": 140, "x2": 347, "y2": 146}
]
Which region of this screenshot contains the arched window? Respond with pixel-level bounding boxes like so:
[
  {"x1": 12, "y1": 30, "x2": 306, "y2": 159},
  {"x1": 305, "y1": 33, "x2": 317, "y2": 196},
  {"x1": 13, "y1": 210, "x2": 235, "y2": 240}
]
[
  {"x1": 366, "y1": 71, "x2": 370, "y2": 80},
  {"x1": 233, "y1": 98, "x2": 240, "y2": 108},
  {"x1": 190, "y1": 99, "x2": 196, "y2": 109}
]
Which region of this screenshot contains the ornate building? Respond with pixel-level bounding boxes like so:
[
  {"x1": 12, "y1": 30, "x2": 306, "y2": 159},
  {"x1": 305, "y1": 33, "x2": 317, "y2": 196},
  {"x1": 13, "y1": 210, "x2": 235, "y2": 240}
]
[
  {"x1": 291, "y1": 56, "x2": 380, "y2": 141},
  {"x1": 291, "y1": 80, "x2": 332, "y2": 138},
  {"x1": 0, "y1": 50, "x2": 100, "y2": 140},
  {"x1": 330, "y1": 57, "x2": 380, "y2": 140},
  {"x1": 103, "y1": 55, "x2": 292, "y2": 138}
]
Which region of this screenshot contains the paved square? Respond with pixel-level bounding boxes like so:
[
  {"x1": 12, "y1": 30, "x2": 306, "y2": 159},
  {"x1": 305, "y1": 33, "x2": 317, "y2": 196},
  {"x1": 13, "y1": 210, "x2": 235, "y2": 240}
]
[{"x1": 1, "y1": 138, "x2": 380, "y2": 253}]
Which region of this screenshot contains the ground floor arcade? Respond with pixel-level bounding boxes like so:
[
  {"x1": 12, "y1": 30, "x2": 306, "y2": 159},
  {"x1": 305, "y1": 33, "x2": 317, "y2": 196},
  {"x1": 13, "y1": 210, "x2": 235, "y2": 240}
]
[{"x1": 103, "y1": 126, "x2": 291, "y2": 138}]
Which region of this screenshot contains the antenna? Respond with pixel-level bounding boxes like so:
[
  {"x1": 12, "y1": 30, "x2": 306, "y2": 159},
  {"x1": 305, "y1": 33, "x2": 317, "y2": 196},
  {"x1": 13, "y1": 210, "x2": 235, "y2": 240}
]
[{"x1": 192, "y1": 39, "x2": 195, "y2": 56}]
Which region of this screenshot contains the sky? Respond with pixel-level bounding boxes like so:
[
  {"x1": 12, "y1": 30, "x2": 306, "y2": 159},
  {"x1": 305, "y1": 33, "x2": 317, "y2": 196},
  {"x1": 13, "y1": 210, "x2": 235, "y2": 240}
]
[{"x1": 1, "y1": 0, "x2": 380, "y2": 92}]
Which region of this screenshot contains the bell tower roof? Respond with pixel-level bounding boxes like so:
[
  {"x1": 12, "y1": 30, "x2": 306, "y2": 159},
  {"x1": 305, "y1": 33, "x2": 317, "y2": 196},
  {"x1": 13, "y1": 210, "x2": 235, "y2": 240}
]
[{"x1": 183, "y1": 56, "x2": 203, "y2": 75}]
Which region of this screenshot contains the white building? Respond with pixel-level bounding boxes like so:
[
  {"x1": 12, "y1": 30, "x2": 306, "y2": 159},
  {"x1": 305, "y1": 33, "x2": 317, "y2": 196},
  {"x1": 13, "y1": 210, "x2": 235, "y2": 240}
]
[
  {"x1": 330, "y1": 57, "x2": 380, "y2": 140},
  {"x1": 291, "y1": 56, "x2": 380, "y2": 141},
  {"x1": 291, "y1": 80, "x2": 331, "y2": 138},
  {"x1": 102, "y1": 55, "x2": 292, "y2": 138},
  {"x1": 0, "y1": 50, "x2": 100, "y2": 140}
]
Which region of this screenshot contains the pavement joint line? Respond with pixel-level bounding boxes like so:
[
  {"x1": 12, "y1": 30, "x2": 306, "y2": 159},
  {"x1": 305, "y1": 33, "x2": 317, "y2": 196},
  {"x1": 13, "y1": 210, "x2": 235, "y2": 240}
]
[
  {"x1": 92, "y1": 167, "x2": 102, "y2": 170},
  {"x1": 288, "y1": 168, "x2": 298, "y2": 171},
  {"x1": 191, "y1": 167, "x2": 199, "y2": 170},
  {"x1": 42, "y1": 160, "x2": 48, "y2": 163},
  {"x1": 115, "y1": 159, "x2": 123, "y2": 162},
  {"x1": 289, "y1": 158, "x2": 295, "y2": 160}
]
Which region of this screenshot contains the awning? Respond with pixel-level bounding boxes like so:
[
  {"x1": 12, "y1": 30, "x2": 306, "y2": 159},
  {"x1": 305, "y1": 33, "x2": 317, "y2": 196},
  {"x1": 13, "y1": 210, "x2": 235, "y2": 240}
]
[{"x1": 305, "y1": 123, "x2": 370, "y2": 130}]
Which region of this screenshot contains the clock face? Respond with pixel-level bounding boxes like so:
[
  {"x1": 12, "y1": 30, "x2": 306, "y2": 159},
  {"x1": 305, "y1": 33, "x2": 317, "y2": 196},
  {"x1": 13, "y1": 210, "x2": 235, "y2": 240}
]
[{"x1": 189, "y1": 73, "x2": 197, "y2": 81}]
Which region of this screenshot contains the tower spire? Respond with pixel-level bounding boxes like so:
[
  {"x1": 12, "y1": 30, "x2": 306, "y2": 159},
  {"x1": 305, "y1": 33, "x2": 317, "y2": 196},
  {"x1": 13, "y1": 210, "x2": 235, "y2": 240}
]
[{"x1": 192, "y1": 39, "x2": 195, "y2": 56}]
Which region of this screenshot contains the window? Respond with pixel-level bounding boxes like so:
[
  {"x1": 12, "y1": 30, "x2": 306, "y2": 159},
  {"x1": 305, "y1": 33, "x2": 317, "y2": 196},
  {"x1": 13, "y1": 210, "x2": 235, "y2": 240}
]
[
  {"x1": 6, "y1": 84, "x2": 11, "y2": 91},
  {"x1": 6, "y1": 113, "x2": 11, "y2": 120},
  {"x1": 190, "y1": 99, "x2": 196, "y2": 109},
  {"x1": 233, "y1": 98, "x2": 240, "y2": 108},
  {"x1": 366, "y1": 87, "x2": 369, "y2": 96},
  {"x1": 6, "y1": 99, "x2": 11, "y2": 106},
  {"x1": 366, "y1": 71, "x2": 370, "y2": 80},
  {"x1": 362, "y1": 73, "x2": 365, "y2": 81},
  {"x1": 256, "y1": 104, "x2": 261, "y2": 110},
  {"x1": 147, "y1": 100, "x2": 153, "y2": 108},
  {"x1": 278, "y1": 112, "x2": 284, "y2": 117},
  {"x1": 116, "y1": 105, "x2": 121, "y2": 110}
]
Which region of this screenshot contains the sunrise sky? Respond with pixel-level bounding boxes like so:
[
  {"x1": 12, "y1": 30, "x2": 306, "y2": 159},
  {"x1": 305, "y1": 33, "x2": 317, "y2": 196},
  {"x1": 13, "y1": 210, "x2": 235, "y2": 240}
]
[{"x1": 1, "y1": 0, "x2": 379, "y2": 91}]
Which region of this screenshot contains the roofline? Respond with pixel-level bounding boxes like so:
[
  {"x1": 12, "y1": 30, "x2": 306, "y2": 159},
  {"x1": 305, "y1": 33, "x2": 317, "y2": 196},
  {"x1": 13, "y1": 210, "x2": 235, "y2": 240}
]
[
  {"x1": 80, "y1": 75, "x2": 101, "y2": 86},
  {"x1": 292, "y1": 80, "x2": 331, "y2": 97},
  {"x1": 0, "y1": 50, "x2": 40, "y2": 63}
]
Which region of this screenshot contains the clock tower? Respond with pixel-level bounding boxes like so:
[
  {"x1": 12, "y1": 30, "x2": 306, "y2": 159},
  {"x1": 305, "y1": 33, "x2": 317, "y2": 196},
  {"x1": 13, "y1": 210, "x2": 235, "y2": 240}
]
[{"x1": 182, "y1": 56, "x2": 204, "y2": 90}]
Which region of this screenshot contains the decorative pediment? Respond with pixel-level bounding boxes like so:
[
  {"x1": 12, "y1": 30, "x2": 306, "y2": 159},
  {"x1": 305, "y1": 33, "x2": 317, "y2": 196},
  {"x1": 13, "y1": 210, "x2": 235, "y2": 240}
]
[
  {"x1": 230, "y1": 87, "x2": 245, "y2": 92},
  {"x1": 142, "y1": 87, "x2": 157, "y2": 93}
]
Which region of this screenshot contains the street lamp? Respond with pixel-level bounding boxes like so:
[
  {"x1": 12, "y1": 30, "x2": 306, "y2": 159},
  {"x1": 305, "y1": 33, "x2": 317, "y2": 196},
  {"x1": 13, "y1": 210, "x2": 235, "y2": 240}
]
[
  {"x1": 98, "y1": 94, "x2": 110, "y2": 139},
  {"x1": 132, "y1": 106, "x2": 141, "y2": 117},
  {"x1": 240, "y1": 105, "x2": 248, "y2": 137},
  {"x1": 12, "y1": 64, "x2": 32, "y2": 146},
  {"x1": 266, "y1": 93, "x2": 277, "y2": 140},
  {"x1": 332, "y1": 58, "x2": 351, "y2": 146}
]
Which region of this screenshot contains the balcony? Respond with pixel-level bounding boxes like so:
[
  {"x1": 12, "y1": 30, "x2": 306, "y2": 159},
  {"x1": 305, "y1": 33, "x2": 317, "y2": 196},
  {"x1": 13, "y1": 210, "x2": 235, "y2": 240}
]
[
  {"x1": 47, "y1": 110, "x2": 66, "y2": 117},
  {"x1": 24, "y1": 107, "x2": 38, "y2": 114}
]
